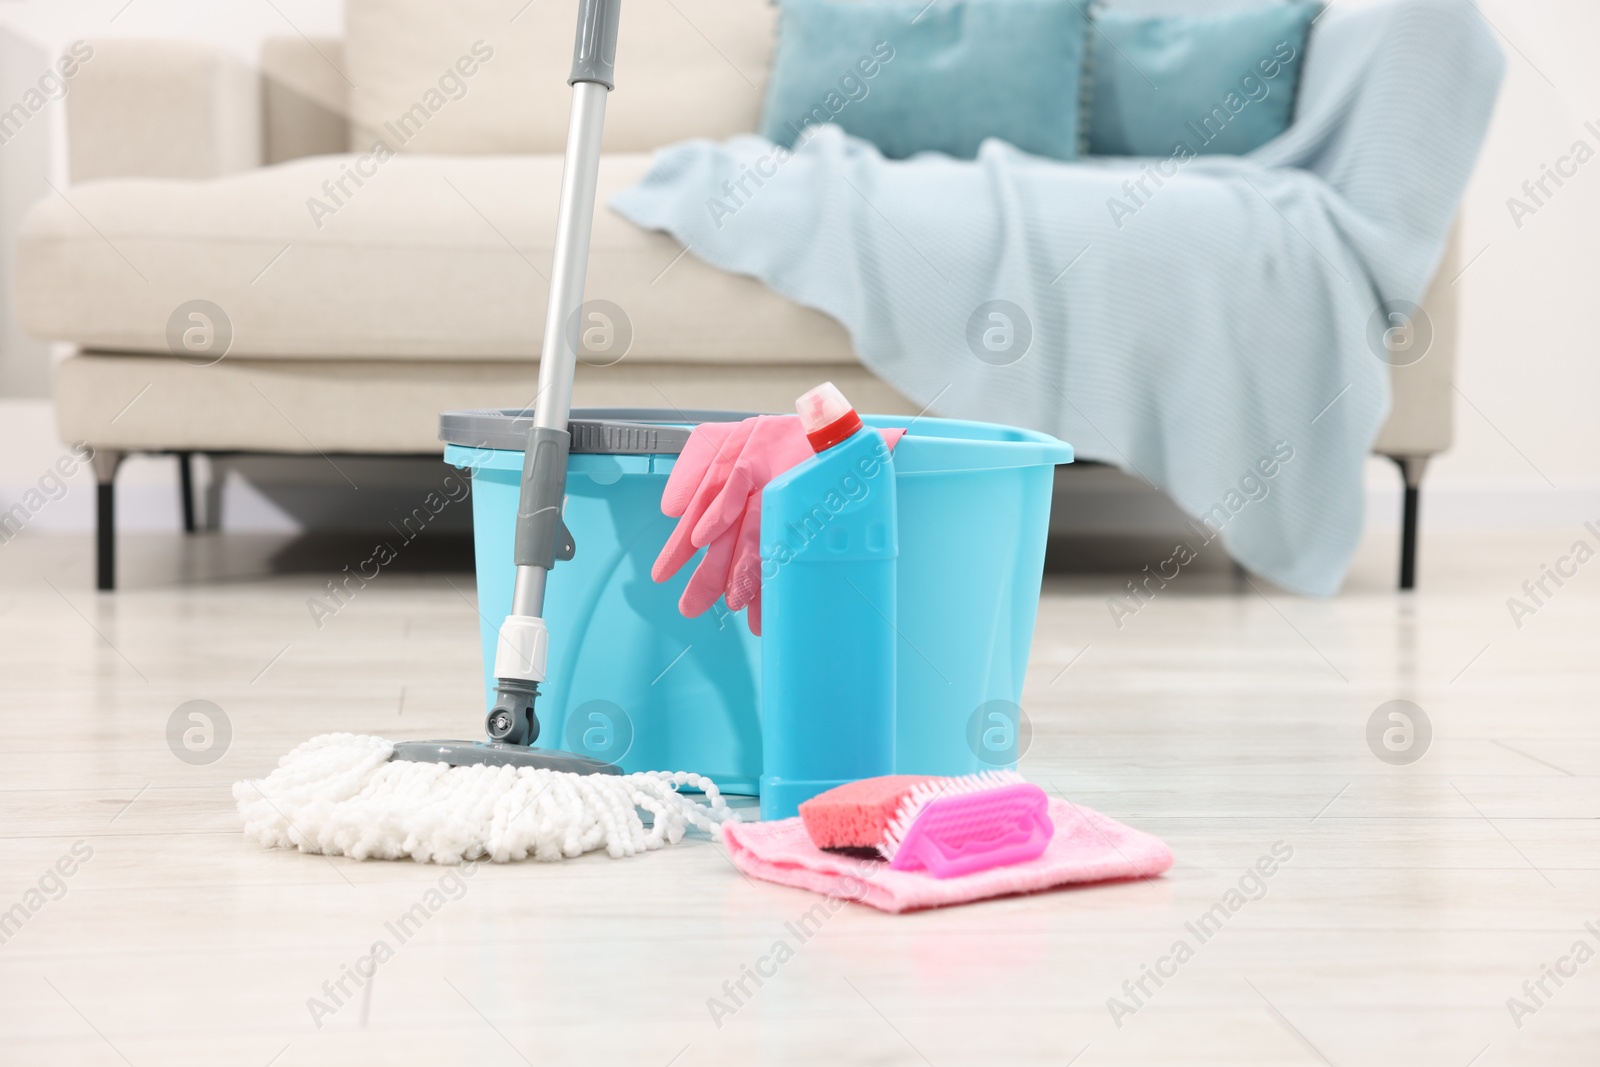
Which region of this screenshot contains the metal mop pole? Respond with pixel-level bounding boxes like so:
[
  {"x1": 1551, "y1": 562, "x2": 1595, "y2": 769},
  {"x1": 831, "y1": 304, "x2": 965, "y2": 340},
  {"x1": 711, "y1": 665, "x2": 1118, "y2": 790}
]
[{"x1": 485, "y1": 0, "x2": 621, "y2": 748}]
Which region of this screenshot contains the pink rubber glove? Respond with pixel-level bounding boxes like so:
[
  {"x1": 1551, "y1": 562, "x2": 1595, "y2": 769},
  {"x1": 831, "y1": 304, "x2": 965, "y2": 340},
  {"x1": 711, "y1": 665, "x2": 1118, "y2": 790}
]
[
  {"x1": 652, "y1": 419, "x2": 753, "y2": 586},
  {"x1": 653, "y1": 417, "x2": 802, "y2": 629},
  {"x1": 654, "y1": 416, "x2": 904, "y2": 635},
  {"x1": 689, "y1": 415, "x2": 816, "y2": 549}
]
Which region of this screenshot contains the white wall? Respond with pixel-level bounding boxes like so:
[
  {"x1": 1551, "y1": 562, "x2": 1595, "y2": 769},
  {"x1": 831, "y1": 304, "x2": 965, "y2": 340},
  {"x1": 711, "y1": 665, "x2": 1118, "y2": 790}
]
[
  {"x1": 0, "y1": 0, "x2": 1594, "y2": 533},
  {"x1": 1418, "y1": 0, "x2": 1600, "y2": 524},
  {"x1": 0, "y1": 0, "x2": 343, "y2": 63}
]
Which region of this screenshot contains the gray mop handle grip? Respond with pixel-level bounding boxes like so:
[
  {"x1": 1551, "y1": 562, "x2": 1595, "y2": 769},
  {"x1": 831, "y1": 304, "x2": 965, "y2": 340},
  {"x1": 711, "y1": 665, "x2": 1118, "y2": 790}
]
[
  {"x1": 515, "y1": 426, "x2": 575, "y2": 569},
  {"x1": 569, "y1": 0, "x2": 621, "y2": 90}
]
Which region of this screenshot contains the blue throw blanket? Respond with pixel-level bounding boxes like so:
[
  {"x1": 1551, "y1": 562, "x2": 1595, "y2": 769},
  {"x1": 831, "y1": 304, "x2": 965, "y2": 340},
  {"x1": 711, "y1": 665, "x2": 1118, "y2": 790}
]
[{"x1": 612, "y1": 0, "x2": 1503, "y2": 595}]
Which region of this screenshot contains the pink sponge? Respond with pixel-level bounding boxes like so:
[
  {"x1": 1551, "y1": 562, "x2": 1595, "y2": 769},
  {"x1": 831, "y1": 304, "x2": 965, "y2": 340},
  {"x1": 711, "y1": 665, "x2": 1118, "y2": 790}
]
[{"x1": 799, "y1": 775, "x2": 938, "y2": 850}]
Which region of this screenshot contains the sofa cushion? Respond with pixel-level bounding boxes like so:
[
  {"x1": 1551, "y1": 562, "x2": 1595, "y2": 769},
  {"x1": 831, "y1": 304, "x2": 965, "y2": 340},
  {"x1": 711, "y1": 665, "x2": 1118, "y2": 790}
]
[
  {"x1": 19, "y1": 153, "x2": 853, "y2": 363},
  {"x1": 1087, "y1": 3, "x2": 1318, "y2": 157},
  {"x1": 54, "y1": 355, "x2": 915, "y2": 453},
  {"x1": 760, "y1": 0, "x2": 1090, "y2": 161},
  {"x1": 344, "y1": 0, "x2": 777, "y2": 155}
]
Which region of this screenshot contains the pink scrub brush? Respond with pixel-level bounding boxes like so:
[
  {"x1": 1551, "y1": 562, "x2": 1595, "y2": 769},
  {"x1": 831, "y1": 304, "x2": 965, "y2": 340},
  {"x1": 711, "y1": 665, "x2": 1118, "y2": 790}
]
[{"x1": 798, "y1": 771, "x2": 1054, "y2": 878}]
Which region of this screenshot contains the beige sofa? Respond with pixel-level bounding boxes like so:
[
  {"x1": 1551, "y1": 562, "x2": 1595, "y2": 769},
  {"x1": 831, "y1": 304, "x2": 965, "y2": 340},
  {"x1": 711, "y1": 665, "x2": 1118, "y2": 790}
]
[{"x1": 18, "y1": 1, "x2": 1455, "y2": 590}]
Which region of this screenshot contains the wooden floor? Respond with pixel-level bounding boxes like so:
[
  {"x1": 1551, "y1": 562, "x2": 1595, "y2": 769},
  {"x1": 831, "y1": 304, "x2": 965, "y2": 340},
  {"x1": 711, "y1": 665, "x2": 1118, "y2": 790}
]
[{"x1": 2, "y1": 524, "x2": 1597, "y2": 1066}]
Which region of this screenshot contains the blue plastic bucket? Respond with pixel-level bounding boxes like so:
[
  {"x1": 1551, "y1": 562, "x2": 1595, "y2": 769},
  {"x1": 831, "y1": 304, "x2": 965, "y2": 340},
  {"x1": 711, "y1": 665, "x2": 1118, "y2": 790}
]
[{"x1": 442, "y1": 409, "x2": 1072, "y2": 796}]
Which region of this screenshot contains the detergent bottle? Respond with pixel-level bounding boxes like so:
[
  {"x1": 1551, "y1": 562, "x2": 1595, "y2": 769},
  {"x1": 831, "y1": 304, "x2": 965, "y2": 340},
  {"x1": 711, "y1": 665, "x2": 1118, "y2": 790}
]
[{"x1": 759, "y1": 382, "x2": 898, "y2": 820}]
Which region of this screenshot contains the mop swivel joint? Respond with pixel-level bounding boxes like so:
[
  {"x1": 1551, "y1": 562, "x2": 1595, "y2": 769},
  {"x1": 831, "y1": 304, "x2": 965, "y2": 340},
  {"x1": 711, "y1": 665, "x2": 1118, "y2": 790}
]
[
  {"x1": 487, "y1": 679, "x2": 541, "y2": 745},
  {"x1": 488, "y1": 613, "x2": 551, "y2": 745}
]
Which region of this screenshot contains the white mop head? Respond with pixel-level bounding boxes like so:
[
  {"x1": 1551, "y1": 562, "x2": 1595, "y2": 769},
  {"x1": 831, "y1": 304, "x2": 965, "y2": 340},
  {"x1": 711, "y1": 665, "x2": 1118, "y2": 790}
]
[{"x1": 233, "y1": 733, "x2": 743, "y2": 864}]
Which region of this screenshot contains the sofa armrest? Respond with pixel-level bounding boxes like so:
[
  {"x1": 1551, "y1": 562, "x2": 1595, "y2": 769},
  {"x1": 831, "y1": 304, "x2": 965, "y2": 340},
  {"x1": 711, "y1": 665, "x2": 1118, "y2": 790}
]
[
  {"x1": 261, "y1": 37, "x2": 349, "y2": 164},
  {"x1": 1372, "y1": 230, "x2": 1459, "y2": 459},
  {"x1": 67, "y1": 39, "x2": 260, "y2": 183}
]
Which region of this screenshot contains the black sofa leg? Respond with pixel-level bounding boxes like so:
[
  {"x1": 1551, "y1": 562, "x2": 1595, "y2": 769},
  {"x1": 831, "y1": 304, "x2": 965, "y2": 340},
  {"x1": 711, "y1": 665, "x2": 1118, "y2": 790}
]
[
  {"x1": 177, "y1": 451, "x2": 197, "y2": 533},
  {"x1": 92, "y1": 450, "x2": 124, "y2": 591},
  {"x1": 1391, "y1": 455, "x2": 1429, "y2": 592}
]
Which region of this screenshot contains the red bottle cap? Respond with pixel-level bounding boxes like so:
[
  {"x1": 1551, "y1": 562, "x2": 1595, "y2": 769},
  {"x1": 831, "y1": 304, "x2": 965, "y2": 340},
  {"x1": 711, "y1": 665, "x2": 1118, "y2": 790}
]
[{"x1": 795, "y1": 381, "x2": 863, "y2": 452}]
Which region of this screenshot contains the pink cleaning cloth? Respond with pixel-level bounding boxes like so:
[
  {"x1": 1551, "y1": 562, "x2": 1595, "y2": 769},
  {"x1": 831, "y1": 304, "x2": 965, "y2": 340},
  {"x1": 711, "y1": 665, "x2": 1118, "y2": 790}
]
[{"x1": 723, "y1": 798, "x2": 1172, "y2": 913}]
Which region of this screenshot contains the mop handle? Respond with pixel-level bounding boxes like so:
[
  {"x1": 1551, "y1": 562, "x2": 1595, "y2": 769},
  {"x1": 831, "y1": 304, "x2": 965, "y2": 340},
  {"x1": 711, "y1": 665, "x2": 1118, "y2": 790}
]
[
  {"x1": 512, "y1": 0, "x2": 622, "y2": 604},
  {"x1": 533, "y1": 0, "x2": 621, "y2": 434}
]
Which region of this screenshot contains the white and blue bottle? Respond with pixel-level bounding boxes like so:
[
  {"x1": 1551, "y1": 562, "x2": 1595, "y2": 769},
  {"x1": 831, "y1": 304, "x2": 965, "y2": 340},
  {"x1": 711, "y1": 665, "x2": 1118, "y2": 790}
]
[{"x1": 759, "y1": 383, "x2": 898, "y2": 820}]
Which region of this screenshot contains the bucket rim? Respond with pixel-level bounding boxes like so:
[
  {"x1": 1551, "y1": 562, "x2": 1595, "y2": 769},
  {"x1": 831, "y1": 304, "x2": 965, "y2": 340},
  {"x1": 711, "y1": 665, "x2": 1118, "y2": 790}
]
[
  {"x1": 440, "y1": 408, "x2": 1073, "y2": 470},
  {"x1": 439, "y1": 407, "x2": 763, "y2": 454}
]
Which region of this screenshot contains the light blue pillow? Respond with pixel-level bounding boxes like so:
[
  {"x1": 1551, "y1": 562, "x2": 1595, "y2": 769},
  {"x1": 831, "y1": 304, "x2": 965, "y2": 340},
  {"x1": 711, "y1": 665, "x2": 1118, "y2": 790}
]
[
  {"x1": 759, "y1": 0, "x2": 1091, "y2": 162},
  {"x1": 1088, "y1": 3, "x2": 1320, "y2": 157}
]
